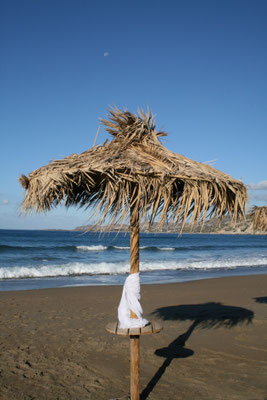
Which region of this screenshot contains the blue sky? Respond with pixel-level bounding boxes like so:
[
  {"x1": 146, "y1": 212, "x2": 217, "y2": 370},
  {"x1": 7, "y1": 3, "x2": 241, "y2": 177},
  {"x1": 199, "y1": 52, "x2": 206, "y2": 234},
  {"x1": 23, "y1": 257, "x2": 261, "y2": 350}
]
[{"x1": 1, "y1": 0, "x2": 267, "y2": 230}]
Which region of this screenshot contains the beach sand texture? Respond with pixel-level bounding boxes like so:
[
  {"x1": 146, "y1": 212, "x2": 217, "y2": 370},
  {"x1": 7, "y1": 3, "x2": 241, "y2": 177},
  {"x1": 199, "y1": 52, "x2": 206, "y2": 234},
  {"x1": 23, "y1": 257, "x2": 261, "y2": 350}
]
[{"x1": 0, "y1": 275, "x2": 267, "y2": 400}]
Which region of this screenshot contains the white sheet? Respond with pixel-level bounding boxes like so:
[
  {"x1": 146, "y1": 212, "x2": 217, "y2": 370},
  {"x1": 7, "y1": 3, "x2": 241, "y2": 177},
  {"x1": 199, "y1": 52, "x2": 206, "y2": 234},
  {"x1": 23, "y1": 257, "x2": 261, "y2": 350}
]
[{"x1": 118, "y1": 272, "x2": 149, "y2": 329}]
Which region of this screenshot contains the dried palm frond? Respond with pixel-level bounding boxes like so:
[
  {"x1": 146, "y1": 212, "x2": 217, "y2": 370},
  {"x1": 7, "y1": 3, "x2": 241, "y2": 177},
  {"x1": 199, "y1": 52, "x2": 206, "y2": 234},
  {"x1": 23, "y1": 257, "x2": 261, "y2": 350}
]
[
  {"x1": 249, "y1": 206, "x2": 267, "y2": 232},
  {"x1": 19, "y1": 107, "x2": 248, "y2": 231}
]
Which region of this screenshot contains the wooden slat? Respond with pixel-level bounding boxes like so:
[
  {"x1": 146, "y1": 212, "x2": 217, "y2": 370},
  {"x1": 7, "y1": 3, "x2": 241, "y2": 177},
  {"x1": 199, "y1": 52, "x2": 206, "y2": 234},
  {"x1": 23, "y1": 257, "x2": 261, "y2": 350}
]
[
  {"x1": 141, "y1": 323, "x2": 153, "y2": 335},
  {"x1": 117, "y1": 326, "x2": 129, "y2": 335},
  {"x1": 106, "y1": 321, "x2": 163, "y2": 335},
  {"x1": 152, "y1": 321, "x2": 163, "y2": 333},
  {"x1": 129, "y1": 327, "x2": 141, "y2": 335},
  {"x1": 106, "y1": 322, "x2": 118, "y2": 334}
]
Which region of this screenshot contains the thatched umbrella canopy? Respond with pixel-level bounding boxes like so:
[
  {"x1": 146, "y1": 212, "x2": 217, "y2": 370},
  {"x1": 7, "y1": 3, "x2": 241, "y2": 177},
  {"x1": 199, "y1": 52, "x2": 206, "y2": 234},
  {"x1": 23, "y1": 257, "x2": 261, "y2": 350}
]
[
  {"x1": 19, "y1": 107, "x2": 248, "y2": 400},
  {"x1": 249, "y1": 206, "x2": 267, "y2": 232},
  {"x1": 20, "y1": 107, "x2": 247, "y2": 229}
]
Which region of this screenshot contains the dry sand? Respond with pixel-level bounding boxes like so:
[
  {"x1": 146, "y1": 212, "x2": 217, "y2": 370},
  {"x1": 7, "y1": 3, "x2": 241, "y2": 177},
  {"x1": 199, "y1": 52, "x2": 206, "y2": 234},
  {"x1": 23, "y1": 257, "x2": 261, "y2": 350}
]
[{"x1": 0, "y1": 275, "x2": 267, "y2": 400}]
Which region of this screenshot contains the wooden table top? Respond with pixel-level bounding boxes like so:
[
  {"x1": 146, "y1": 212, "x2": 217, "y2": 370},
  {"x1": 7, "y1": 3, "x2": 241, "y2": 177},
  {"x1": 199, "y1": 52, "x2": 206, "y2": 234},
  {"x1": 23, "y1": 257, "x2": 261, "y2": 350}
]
[{"x1": 106, "y1": 321, "x2": 163, "y2": 336}]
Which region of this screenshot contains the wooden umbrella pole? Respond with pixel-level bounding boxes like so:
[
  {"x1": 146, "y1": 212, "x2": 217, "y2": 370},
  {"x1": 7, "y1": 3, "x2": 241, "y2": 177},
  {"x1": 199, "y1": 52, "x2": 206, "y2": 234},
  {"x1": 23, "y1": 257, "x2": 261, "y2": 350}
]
[
  {"x1": 130, "y1": 336, "x2": 140, "y2": 400},
  {"x1": 130, "y1": 203, "x2": 140, "y2": 275},
  {"x1": 130, "y1": 203, "x2": 140, "y2": 400}
]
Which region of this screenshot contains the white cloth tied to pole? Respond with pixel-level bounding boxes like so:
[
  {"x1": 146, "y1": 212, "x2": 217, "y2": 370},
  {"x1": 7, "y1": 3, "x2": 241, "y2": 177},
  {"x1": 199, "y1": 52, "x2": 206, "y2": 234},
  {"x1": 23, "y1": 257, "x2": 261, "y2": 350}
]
[{"x1": 118, "y1": 272, "x2": 149, "y2": 329}]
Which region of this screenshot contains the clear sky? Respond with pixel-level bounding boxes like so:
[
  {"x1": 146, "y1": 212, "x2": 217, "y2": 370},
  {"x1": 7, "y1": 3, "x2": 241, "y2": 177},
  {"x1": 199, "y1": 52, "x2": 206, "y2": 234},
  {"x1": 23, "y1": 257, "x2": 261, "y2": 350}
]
[{"x1": 1, "y1": 0, "x2": 267, "y2": 230}]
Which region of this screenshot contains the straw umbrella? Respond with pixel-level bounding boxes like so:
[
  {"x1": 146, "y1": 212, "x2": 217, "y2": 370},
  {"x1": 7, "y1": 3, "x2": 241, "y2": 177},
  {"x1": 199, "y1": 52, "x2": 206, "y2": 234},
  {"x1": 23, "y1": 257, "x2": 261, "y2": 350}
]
[
  {"x1": 249, "y1": 205, "x2": 267, "y2": 232},
  {"x1": 19, "y1": 107, "x2": 247, "y2": 400}
]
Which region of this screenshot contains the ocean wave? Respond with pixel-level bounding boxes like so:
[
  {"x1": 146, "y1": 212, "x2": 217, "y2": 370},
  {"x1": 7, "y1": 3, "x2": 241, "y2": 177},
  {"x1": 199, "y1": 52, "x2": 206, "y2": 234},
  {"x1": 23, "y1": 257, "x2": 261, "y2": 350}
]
[
  {"x1": 114, "y1": 246, "x2": 175, "y2": 251},
  {"x1": 76, "y1": 245, "x2": 176, "y2": 252},
  {"x1": 0, "y1": 262, "x2": 130, "y2": 279},
  {"x1": 2, "y1": 243, "x2": 266, "y2": 254},
  {"x1": 1, "y1": 257, "x2": 267, "y2": 279},
  {"x1": 76, "y1": 245, "x2": 108, "y2": 251},
  {"x1": 113, "y1": 246, "x2": 130, "y2": 250},
  {"x1": 158, "y1": 247, "x2": 176, "y2": 251}
]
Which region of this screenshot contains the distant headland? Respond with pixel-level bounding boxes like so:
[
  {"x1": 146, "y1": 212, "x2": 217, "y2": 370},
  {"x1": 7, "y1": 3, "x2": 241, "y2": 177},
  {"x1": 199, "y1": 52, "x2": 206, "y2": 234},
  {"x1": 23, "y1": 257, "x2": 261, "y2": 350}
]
[{"x1": 74, "y1": 214, "x2": 265, "y2": 234}]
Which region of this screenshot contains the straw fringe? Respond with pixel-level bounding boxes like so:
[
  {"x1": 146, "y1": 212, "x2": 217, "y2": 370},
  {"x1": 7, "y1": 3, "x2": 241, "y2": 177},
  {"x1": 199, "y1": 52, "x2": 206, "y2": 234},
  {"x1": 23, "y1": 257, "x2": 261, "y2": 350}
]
[
  {"x1": 249, "y1": 206, "x2": 267, "y2": 232},
  {"x1": 19, "y1": 107, "x2": 247, "y2": 231}
]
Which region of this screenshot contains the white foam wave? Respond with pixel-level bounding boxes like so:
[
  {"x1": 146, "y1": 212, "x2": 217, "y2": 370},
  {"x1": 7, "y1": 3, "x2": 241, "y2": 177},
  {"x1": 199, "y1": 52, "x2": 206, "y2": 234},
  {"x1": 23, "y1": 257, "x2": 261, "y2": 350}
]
[
  {"x1": 159, "y1": 247, "x2": 175, "y2": 251},
  {"x1": 0, "y1": 256, "x2": 267, "y2": 279},
  {"x1": 113, "y1": 246, "x2": 130, "y2": 250},
  {"x1": 142, "y1": 257, "x2": 267, "y2": 271},
  {"x1": 76, "y1": 245, "x2": 108, "y2": 251},
  {"x1": 0, "y1": 262, "x2": 130, "y2": 279}
]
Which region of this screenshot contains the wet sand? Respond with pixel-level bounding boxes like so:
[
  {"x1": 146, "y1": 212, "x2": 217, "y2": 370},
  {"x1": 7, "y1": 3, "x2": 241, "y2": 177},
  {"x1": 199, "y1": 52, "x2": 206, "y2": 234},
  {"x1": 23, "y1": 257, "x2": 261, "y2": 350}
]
[{"x1": 0, "y1": 275, "x2": 267, "y2": 400}]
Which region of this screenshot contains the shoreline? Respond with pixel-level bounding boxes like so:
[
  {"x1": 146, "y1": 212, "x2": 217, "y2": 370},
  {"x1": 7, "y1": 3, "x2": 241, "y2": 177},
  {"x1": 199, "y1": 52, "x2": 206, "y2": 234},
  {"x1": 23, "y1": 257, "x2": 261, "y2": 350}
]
[
  {"x1": 1, "y1": 271, "x2": 267, "y2": 294},
  {"x1": 1, "y1": 269, "x2": 267, "y2": 293},
  {"x1": 1, "y1": 274, "x2": 267, "y2": 399}
]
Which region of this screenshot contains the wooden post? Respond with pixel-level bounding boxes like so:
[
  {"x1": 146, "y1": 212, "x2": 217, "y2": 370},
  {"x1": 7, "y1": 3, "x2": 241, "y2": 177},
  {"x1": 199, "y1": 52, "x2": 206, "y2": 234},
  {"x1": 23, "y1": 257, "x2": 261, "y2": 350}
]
[
  {"x1": 130, "y1": 203, "x2": 140, "y2": 400},
  {"x1": 130, "y1": 203, "x2": 139, "y2": 275},
  {"x1": 130, "y1": 335, "x2": 140, "y2": 400}
]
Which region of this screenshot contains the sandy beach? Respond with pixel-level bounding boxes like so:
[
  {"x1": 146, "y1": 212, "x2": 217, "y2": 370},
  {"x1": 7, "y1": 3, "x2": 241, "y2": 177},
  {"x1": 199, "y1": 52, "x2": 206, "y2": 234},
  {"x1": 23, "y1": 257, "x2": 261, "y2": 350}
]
[{"x1": 0, "y1": 275, "x2": 267, "y2": 400}]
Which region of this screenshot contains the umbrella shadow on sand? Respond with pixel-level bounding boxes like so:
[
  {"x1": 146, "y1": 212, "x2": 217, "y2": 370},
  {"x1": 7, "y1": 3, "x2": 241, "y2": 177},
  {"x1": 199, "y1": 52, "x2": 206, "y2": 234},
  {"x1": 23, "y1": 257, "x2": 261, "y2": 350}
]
[
  {"x1": 254, "y1": 296, "x2": 267, "y2": 304},
  {"x1": 140, "y1": 302, "x2": 254, "y2": 400}
]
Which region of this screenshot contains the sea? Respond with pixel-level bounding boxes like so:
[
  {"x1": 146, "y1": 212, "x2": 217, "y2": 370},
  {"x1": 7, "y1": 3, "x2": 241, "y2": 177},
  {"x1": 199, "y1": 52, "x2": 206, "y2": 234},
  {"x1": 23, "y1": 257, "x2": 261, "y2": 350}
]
[{"x1": 0, "y1": 229, "x2": 267, "y2": 291}]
